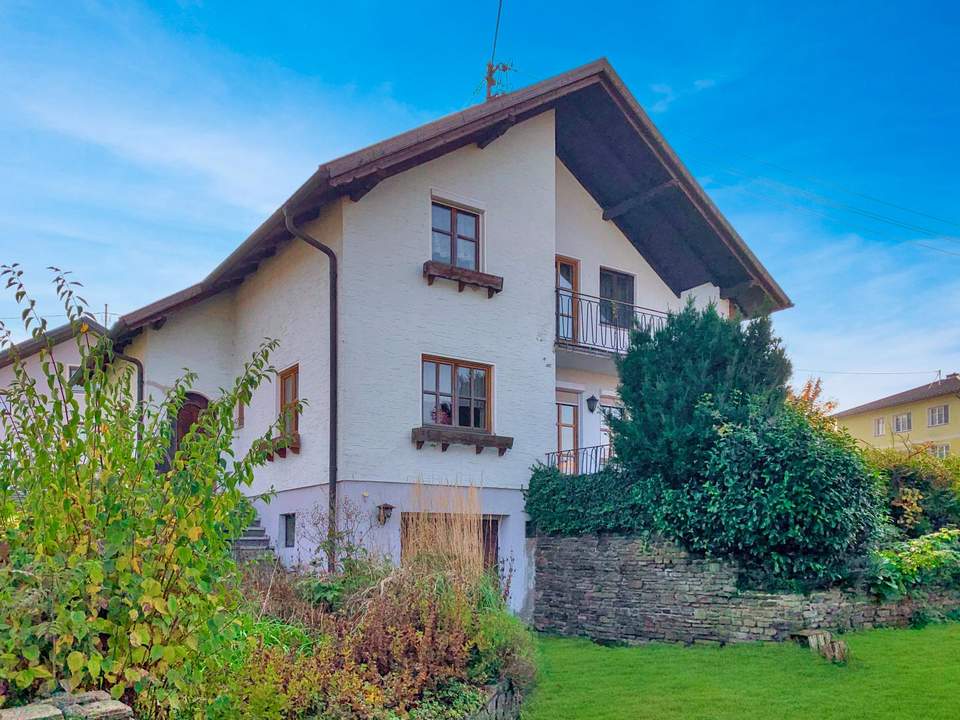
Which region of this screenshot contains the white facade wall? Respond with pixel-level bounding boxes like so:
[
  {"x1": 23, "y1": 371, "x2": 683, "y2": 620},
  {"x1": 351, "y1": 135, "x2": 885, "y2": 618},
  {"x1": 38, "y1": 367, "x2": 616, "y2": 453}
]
[{"x1": 109, "y1": 109, "x2": 739, "y2": 614}]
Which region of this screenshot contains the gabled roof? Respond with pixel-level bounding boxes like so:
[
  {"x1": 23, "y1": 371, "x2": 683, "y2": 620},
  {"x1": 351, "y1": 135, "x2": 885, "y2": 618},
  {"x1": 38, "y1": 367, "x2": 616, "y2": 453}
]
[
  {"x1": 113, "y1": 58, "x2": 791, "y2": 346},
  {"x1": 833, "y1": 373, "x2": 960, "y2": 418},
  {"x1": 0, "y1": 318, "x2": 108, "y2": 370}
]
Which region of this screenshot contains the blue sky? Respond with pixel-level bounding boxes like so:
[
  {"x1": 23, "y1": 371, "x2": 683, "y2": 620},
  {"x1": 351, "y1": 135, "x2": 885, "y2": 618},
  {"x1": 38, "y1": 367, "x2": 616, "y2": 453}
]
[{"x1": 1, "y1": 1, "x2": 959, "y2": 409}]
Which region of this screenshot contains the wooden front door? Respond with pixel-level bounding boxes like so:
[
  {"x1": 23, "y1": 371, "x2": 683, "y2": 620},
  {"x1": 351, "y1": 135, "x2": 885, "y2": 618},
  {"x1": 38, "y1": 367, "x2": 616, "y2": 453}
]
[{"x1": 175, "y1": 393, "x2": 208, "y2": 449}]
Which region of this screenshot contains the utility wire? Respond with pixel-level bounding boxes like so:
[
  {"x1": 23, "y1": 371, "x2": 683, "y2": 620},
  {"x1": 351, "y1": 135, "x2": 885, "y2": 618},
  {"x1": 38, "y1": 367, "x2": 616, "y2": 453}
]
[
  {"x1": 670, "y1": 127, "x2": 960, "y2": 230},
  {"x1": 490, "y1": 0, "x2": 503, "y2": 64},
  {"x1": 796, "y1": 368, "x2": 943, "y2": 376}
]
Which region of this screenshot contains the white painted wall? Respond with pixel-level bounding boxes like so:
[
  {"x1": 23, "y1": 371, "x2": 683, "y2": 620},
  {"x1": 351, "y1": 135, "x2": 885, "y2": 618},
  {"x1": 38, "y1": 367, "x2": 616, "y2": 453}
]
[
  {"x1": 555, "y1": 158, "x2": 728, "y2": 316},
  {"x1": 0, "y1": 337, "x2": 87, "y2": 441},
  {"x1": 337, "y1": 111, "x2": 557, "y2": 492}
]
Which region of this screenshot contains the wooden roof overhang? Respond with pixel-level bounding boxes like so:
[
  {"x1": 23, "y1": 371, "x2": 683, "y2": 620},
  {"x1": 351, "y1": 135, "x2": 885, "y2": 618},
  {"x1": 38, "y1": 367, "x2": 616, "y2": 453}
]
[{"x1": 112, "y1": 59, "x2": 789, "y2": 348}]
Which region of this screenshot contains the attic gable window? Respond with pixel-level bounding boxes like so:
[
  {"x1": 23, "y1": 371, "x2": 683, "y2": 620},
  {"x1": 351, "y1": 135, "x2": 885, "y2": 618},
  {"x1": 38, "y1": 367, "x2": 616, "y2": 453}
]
[{"x1": 431, "y1": 202, "x2": 479, "y2": 271}]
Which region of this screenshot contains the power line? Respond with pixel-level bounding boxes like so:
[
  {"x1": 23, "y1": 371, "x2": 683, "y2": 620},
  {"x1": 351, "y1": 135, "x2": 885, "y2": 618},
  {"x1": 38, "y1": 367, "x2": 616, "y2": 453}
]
[
  {"x1": 489, "y1": 0, "x2": 503, "y2": 64},
  {"x1": 671, "y1": 127, "x2": 960, "y2": 230},
  {"x1": 796, "y1": 368, "x2": 943, "y2": 376}
]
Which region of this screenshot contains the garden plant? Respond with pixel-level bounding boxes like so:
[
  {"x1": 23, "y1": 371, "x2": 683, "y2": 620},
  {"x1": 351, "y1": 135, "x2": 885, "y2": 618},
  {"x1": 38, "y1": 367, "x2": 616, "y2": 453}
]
[{"x1": 0, "y1": 267, "x2": 534, "y2": 718}]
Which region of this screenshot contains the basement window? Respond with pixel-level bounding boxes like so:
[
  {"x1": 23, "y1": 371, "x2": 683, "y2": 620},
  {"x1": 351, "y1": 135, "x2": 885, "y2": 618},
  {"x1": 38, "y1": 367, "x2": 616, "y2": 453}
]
[{"x1": 281, "y1": 513, "x2": 296, "y2": 548}]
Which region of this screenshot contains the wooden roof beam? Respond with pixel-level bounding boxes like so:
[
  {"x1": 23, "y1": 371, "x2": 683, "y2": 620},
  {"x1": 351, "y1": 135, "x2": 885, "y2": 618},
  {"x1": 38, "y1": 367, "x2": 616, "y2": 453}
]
[
  {"x1": 476, "y1": 114, "x2": 517, "y2": 149},
  {"x1": 602, "y1": 179, "x2": 678, "y2": 221}
]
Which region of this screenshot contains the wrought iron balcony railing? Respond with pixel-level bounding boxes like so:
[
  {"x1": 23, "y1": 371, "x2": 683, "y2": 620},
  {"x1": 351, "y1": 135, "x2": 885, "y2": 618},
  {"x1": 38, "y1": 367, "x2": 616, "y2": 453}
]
[
  {"x1": 544, "y1": 443, "x2": 611, "y2": 476},
  {"x1": 555, "y1": 289, "x2": 667, "y2": 354}
]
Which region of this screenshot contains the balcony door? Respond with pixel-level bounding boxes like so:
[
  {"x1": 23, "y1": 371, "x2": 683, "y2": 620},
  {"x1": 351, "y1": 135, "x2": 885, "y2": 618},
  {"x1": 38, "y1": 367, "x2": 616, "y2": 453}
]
[
  {"x1": 556, "y1": 391, "x2": 579, "y2": 474},
  {"x1": 555, "y1": 256, "x2": 579, "y2": 343}
]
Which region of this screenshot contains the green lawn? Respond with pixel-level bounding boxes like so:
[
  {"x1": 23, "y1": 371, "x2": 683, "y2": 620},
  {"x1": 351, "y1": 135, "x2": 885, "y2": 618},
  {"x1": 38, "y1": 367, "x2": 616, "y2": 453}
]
[{"x1": 522, "y1": 624, "x2": 960, "y2": 720}]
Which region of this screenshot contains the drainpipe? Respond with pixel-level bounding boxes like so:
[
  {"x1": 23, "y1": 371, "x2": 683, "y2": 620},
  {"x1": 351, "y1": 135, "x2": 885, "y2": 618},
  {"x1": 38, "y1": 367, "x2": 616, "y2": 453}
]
[
  {"x1": 283, "y1": 205, "x2": 339, "y2": 574},
  {"x1": 113, "y1": 350, "x2": 144, "y2": 444}
]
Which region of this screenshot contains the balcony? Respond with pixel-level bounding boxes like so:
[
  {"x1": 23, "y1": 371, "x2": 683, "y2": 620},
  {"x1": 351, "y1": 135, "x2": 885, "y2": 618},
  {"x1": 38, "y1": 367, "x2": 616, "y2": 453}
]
[
  {"x1": 544, "y1": 443, "x2": 611, "y2": 475},
  {"x1": 555, "y1": 289, "x2": 667, "y2": 355}
]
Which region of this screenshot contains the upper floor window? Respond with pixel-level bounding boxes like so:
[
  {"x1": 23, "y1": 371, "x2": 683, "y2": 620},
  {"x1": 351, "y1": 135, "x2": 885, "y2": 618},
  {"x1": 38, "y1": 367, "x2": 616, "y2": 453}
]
[
  {"x1": 422, "y1": 355, "x2": 491, "y2": 431},
  {"x1": 432, "y1": 202, "x2": 479, "y2": 271},
  {"x1": 873, "y1": 417, "x2": 885, "y2": 437},
  {"x1": 599, "y1": 268, "x2": 635, "y2": 328},
  {"x1": 928, "y1": 404, "x2": 949, "y2": 427},
  {"x1": 279, "y1": 365, "x2": 299, "y2": 436},
  {"x1": 893, "y1": 412, "x2": 912, "y2": 433}
]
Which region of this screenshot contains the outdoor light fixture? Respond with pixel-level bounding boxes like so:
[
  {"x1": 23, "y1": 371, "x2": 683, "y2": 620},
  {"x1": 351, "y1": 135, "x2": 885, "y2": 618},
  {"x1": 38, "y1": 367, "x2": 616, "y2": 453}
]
[
  {"x1": 586, "y1": 395, "x2": 599, "y2": 413},
  {"x1": 376, "y1": 503, "x2": 395, "y2": 525}
]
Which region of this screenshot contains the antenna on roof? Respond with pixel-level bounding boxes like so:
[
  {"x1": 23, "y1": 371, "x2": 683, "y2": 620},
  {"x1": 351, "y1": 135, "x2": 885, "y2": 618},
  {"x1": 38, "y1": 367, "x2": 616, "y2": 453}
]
[{"x1": 485, "y1": 0, "x2": 514, "y2": 100}]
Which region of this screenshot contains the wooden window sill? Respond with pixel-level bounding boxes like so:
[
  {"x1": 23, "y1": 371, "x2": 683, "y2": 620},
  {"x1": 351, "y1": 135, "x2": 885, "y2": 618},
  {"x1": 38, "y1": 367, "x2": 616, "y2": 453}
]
[
  {"x1": 411, "y1": 426, "x2": 514, "y2": 455},
  {"x1": 423, "y1": 261, "x2": 503, "y2": 298},
  {"x1": 254, "y1": 432, "x2": 301, "y2": 461}
]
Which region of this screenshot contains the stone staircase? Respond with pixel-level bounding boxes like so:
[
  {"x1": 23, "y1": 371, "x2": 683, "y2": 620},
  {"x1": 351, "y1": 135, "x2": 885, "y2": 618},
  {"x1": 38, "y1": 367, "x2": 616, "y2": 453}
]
[{"x1": 232, "y1": 516, "x2": 274, "y2": 562}]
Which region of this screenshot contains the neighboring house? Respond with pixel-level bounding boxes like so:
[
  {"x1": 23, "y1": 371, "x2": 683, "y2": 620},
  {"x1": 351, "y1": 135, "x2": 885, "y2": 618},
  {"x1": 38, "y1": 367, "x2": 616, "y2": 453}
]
[
  {"x1": 98, "y1": 59, "x2": 790, "y2": 613},
  {"x1": 0, "y1": 319, "x2": 108, "y2": 417},
  {"x1": 834, "y1": 373, "x2": 960, "y2": 457}
]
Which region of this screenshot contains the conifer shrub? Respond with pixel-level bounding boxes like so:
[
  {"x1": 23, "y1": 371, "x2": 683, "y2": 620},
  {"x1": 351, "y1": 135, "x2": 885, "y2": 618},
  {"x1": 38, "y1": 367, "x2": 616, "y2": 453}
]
[{"x1": 528, "y1": 303, "x2": 883, "y2": 588}]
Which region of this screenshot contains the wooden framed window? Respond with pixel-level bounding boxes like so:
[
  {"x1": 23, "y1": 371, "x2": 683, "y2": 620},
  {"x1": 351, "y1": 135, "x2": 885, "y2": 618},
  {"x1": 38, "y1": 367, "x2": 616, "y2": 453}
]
[
  {"x1": 928, "y1": 404, "x2": 949, "y2": 427},
  {"x1": 68, "y1": 365, "x2": 85, "y2": 394},
  {"x1": 279, "y1": 365, "x2": 299, "y2": 436},
  {"x1": 422, "y1": 355, "x2": 491, "y2": 431},
  {"x1": 599, "y1": 268, "x2": 635, "y2": 328},
  {"x1": 431, "y1": 202, "x2": 480, "y2": 271},
  {"x1": 599, "y1": 402, "x2": 623, "y2": 447}
]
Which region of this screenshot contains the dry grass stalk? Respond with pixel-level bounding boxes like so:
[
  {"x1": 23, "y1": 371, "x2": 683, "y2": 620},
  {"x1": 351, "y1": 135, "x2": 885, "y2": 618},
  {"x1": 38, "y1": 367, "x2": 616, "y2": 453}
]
[{"x1": 401, "y1": 481, "x2": 485, "y2": 586}]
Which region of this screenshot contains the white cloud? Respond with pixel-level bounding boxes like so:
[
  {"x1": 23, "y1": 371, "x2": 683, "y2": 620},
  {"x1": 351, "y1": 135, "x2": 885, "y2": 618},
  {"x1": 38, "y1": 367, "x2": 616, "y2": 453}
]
[
  {"x1": 648, "y1": 78, "x2": 718, "y2": 113},
  {"x1": 710, "y1": 185, "x2": 960, "y2": 410},
  {"x1": 0, "y1": 1, "x2": 440, "y2": 326}
]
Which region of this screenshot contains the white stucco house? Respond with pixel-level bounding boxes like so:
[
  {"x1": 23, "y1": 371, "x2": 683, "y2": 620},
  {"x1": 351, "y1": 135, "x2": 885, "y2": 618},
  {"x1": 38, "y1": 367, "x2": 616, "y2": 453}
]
[
  {"x1": 0, "y1": 319, "x2": 108, "y2": 418},
  {"x1": 22, "y1": 60, "x2": 790, "y2": 613}
]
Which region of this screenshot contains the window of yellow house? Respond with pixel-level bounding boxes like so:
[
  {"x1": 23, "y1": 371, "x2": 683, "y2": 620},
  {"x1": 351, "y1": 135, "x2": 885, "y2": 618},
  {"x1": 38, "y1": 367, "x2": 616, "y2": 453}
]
[
  {"x1": 893, "y1": 412, "x2": 912, "y2": 433},
  {"x1": 929, "y1": 443, "x2": 950, "y2": 459},
  {"x1": 927, "y1": 404, "x2": 949, "y2": 427},
  {"x1": 873, "y1": 417, "x2": 884, "y2": 437}
]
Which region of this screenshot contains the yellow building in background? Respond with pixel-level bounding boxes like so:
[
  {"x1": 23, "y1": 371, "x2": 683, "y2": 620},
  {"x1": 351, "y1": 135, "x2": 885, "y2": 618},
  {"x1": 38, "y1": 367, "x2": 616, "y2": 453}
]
[{"x1": 834, "y1": 373, "x2": 960, "y2": 457}]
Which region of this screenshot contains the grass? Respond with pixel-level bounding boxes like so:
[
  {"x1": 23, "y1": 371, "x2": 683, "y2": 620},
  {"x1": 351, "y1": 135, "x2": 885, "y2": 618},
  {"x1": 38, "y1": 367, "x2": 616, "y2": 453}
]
[{"x1": 522, "y1": 624, "x2": 960, "y2": 720}]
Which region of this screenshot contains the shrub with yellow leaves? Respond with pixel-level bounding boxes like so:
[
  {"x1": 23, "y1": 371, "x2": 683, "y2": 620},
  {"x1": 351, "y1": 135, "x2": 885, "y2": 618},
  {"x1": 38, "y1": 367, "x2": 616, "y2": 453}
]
[{"x1": 0, "y1": 265, "x2": 284, "y2": 715}]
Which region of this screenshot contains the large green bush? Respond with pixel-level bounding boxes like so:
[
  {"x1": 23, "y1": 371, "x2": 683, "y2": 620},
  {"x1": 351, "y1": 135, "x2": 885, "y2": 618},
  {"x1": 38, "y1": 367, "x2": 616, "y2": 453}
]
[
  {"x1": 866, "y1": 448, "x2": 960, "y2": 537},
  {"x1": 528, "y1": 303, "x2": 883, "y2": 588},
  {"x1": 867, "y1": 528, "x2": 960, "y2": 601},
  {"x1": 0, "y1": 267, "x2": 281, "y2": 712},
  {"x1": 679, "y1": 401, "x2": 882, "y2": 587},
  {"x1": 612, "y1": 302, "x2": 791, "y2": 488}
]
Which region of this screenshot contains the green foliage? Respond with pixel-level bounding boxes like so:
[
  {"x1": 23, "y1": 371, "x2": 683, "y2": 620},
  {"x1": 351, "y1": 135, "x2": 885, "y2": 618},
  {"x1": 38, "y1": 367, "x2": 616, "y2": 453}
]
[
  {"x1": 866, "y1": 448, "x2": 960, "y2": 537},
  {"x1": 612, "y1": 302, "x2": 791, "y2": 490},
  {"x1": 525, "y1": 466, "x2": 646, "y2": 536},
  {"x1": 194, "y1": 566, "x2": 532, "y2": 719},
  {"x1": 672, "y1": 401, "x2": 882, "y2": 588},
  {"x1": 0, "y1": 266, "x2": 283, "y2": 712},
  {"x1": 867, "y1": 528, "x2": 960, "y2": 601},
  {"x1": 528, "y1": 303, "x2": 882, "y2": 589}
]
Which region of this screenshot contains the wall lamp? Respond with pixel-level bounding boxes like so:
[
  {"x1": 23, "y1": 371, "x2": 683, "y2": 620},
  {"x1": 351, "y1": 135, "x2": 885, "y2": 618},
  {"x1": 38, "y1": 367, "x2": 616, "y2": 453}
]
[
  {"x1": 586, "y1": 395, "x2": 599, "y2": 413},
  {"x1": 376, "y1": 503, "x2": 395, "y2": 525}
]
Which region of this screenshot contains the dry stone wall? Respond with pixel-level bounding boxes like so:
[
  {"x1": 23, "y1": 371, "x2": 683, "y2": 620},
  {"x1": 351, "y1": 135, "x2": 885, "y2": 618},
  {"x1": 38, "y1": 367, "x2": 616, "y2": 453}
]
[
  {"x1": 534, "y1": 534, "x2": 960, "y2": 644},
  {"x1": 0, "y1": 692, "x2": 133, "y2": 720}
]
